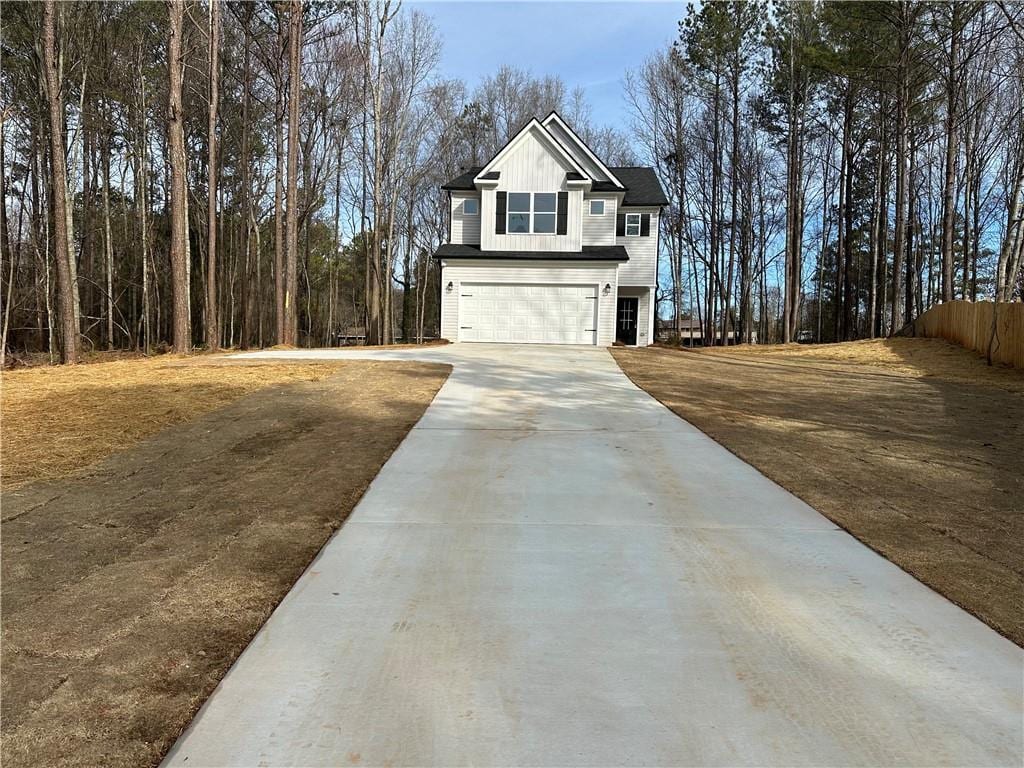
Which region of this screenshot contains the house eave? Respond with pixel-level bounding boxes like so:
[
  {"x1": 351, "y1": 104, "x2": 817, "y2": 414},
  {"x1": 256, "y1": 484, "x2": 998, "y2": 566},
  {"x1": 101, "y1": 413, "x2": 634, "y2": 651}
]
[{"x1": 434, "y1": 244, "x2": 628, "y2": 262}]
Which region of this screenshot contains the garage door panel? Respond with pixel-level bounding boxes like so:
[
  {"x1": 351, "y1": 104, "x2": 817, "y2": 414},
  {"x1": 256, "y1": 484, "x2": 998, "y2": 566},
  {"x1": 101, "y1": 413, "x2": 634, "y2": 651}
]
[{"x1": 459, "y1": 283, "x2": 597, "y2": 345}]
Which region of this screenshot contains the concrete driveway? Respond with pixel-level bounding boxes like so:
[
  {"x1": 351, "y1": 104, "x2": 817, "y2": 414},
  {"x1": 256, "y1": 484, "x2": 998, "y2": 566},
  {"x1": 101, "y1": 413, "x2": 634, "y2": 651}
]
[{"x1": 164, "y1": 344, "x2": 1022, "y2": 767}]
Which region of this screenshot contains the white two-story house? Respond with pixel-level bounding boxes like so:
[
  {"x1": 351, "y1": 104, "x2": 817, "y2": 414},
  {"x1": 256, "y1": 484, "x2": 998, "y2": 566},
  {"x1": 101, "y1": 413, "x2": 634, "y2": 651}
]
[{"x1": 435, "y1": 112, "x2": 667, "y2": 347}]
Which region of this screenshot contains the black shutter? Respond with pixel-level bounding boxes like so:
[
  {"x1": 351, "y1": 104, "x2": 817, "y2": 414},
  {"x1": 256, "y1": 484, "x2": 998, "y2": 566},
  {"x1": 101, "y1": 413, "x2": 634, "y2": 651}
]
[
  {"x1": 616, "y1": 213, "x2": 626, "y2": 237},
  {"x1": 556, "y1": 191, "x2": 568, "y2": 235},
  {"x1": 640, "y1": 213, "x2": 651, "y2": 236},
  {"x1": 495, "y1": 191, "x2": 507, "y2": 235}
]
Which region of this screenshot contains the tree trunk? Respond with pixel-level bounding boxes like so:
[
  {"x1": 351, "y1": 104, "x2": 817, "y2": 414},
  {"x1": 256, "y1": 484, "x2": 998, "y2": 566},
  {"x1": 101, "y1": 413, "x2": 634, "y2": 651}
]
[
  {"x1": 205, "y1": 0, "x2": 220, "y2": 351},
  {"x1": 817, "y1": 131, "x2": 831, "y2": 344},
  {"x1": 81, "y1": 98, "x2": 95, "y2": 332},
  {"x1": 273, "y1": 28, "x2": 286, "y2": 345},
  {"x1": 961, "y1": 106, "x2": 974, "y2": 301},
  {"x1": 67, "y1": 63, "x2": 85, "y2": 337},
  {"x1": 167, "y1": 0, "x2": 191, "y2": 354},
  {"x1": 868, "y1": 94, "x2": 886, "y2": 339},
  {"x1": 282, "y1": 0, "x2": 302, "y2": 346},
  {"x1": 102, "y1": 125, "x2": 114, "y2": 349},
  {"x1": 708, "y1": 71, "x2": 722, "y2": 345},
  {"x1": 783, "y1": 4, "x2": 799, "y2": 344},
  {"x1": 239, "y1": 11, "x2": 253, "y2": 349},
  {"x1": 905, "y1": 135, "x2": 919, "y2": 324},
  {"x1": 792, "y1": 111, "x2": 806, "y2": 339},
  {"x1": 940, "y1": 4, "x2": 961, "y2": 303},
  {"x1": 1, "y1": 117, "x2": 14, "y2": 365},
  {"x1": 723, "y1": 48, "x2": 740, "y2": 346},
  {"x1": 996, "y1": 143, "x2": 1024, "y2": 301},
  {"x1": 841, "y1": 88, "x2": 855, "y2": 341},
  {"x1": 137, "y1": 54, "x2": 151, "y2": 352},
  {"x1": 890, "y1": 12, "x2": 910, "y2": 334},
  {"x1": 42, "y1": 0, "x2": 79, "y2": 364}
]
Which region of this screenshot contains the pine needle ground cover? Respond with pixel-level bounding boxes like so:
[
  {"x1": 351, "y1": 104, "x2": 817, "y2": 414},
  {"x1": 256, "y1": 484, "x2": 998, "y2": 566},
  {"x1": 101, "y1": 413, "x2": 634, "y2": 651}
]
[
  {"x1": 1, "y1": 357, "x2": 450, "y2": 767},
  {"x1": 613, "y1": 338, "x2": 1024, "y2": 647}
]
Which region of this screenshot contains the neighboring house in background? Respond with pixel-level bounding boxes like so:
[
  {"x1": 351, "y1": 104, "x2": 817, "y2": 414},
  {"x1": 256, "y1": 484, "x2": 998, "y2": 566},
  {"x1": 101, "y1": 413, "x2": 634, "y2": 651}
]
[
  {"x1": 434, "y1": 112, "x2": 667, "y2": 346},
  {"x1": 656, "y1": 317, "x2": 758, "y2": 345}
]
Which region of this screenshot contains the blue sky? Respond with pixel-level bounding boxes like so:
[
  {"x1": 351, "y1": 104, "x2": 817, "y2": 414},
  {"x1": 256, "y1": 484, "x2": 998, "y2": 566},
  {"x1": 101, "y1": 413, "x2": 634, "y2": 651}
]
[{"x1": 410, "y1": 1, "x2": 686, "y2": 130}]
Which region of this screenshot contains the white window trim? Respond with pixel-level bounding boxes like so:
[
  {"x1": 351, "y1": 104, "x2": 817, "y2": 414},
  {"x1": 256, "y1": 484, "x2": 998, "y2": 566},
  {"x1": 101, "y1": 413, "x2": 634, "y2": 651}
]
[
  {"x1": 506, "y1": 192, "x2": 558, "y2": 235},
  {"x1": 589, "y1": 199, "x2": 605, "y2": 216},
  {"x1": 625, "y1": 213, "x2": 641, "y2": 237},
  {"x1": 463, "y1": 198, "x2": 479, "y2": 216}
]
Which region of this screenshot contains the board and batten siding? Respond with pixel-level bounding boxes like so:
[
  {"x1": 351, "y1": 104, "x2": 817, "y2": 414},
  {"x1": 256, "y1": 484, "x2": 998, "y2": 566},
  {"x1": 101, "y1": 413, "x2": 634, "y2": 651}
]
[
  {"x1": 439, "y1": 260, "x2": 618, "y2": 346},
  {"x1": 480, "y1": 129, "x2": 582, "y2": 253},
  {"x1": 582, "y1": 195, "x2": 617, "y2": 246},
  {"x1": 450, "y1": 193, "x2": 481, "y2": 245},
  {"x1": 616, "y1": 207, "x2": 659, "y2": 287},
  {"x1": 545, "y1": 121, "x2": 611, "y2": 182}
]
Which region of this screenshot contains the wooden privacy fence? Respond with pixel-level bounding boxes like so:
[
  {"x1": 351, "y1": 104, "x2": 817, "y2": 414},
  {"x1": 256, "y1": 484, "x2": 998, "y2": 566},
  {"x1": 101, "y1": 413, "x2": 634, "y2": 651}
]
[{"x1": 911, "y1": 300, "x2": 1024, "y2": 368}]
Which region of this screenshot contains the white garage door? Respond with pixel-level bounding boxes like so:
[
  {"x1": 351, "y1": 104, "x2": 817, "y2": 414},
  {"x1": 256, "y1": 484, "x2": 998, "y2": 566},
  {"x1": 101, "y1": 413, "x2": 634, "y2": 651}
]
[{"x1": 459, "y1": 283, "x2": 598, "y2": 345}]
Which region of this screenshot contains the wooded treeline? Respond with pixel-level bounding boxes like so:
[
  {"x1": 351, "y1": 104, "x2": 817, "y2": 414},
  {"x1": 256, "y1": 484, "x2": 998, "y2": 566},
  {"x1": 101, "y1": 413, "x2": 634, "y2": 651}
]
[
  {"x1": 0, "y1": 0, "x2": 632, "y2": 363},
  {"x1": 2, "y1": 1, "x2": 1023, "y2": 364},
  {"x1": 630, "y1": 0, "x2": 1024, "y2": 344}
]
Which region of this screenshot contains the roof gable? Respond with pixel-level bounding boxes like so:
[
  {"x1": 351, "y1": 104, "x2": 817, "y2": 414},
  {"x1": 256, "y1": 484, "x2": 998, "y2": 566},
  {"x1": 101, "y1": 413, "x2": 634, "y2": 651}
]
[
  {"x1": 474, "y1": 119, "x2": 590, "y2": 184},
  {"x1": 542, "y1": 112, "x2": 624, "y2": 189}
]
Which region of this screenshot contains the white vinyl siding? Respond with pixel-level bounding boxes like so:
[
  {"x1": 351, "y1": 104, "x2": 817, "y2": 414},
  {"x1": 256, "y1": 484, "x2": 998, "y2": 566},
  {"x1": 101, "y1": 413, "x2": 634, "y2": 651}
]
[
  {"x1": 616, "y1": 207, "x2": 659, "y2": 287},
  {"x1": 440, "y1": 260, "x2": 618, "y2": 346},
  {"x1": 450, "y1": 193, "x2": 481, "y2": 245},
  {"x1": 582, "y1": 195, "x2": 616, "y2": 246},
  {"x1": 479, "y1": 128, "x2": 582, "y2": 252}
]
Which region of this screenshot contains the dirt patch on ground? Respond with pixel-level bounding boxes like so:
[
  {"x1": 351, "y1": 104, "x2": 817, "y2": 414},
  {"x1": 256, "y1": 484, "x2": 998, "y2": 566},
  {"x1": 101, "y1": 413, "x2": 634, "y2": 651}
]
[
  {"x1": 1, "y1": 360, "x2": 450, "y2": 768},
  {"x1": 613, "y1": 339, "x2": 1023, "y2": 647},
  {"x1": 1, "y1": 356, "x2": 360, "y2": 488}
]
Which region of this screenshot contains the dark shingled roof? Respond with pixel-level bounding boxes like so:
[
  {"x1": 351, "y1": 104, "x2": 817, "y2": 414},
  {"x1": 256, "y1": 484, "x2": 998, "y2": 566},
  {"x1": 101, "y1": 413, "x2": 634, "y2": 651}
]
[
  {"x1": 441, "y1": 165, "x2": 667, "y2": 206},
  {"x1": 434, "y1": 244, "x2": 628, "y2": 262},
  {"x1": 481, "y1": 171, "x2": 500, "y2": 180},
  {"x1": 600, "y1": 167, "x2": 669, "y2": 206},
  {"x1": 441, "y1": 167, "x2": 483, "y2": 191},
  {"x1": 566, "y1": 171, "x2": 586, "y2": 181}
]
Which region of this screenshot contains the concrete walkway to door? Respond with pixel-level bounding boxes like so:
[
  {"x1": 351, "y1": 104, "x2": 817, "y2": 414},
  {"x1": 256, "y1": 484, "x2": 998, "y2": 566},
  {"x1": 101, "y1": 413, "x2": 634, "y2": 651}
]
[{"x1": 164, "y1": 344, "x2": 1022, "y2": 767}]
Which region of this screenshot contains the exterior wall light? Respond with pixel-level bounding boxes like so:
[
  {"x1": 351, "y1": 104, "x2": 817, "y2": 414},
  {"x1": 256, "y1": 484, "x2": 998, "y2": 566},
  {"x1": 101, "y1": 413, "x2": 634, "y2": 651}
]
[
  {"x1": 446, "y1": 281, "x2": 454, "y2": 292},
  {"x1": 603, "y1": 283, "x2": 612, "y2": 295}
]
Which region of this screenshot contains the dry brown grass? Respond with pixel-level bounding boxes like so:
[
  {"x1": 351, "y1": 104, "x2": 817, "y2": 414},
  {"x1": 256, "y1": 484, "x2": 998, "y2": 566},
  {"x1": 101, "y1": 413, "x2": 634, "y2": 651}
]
[
  {"x1": 1, "y1": 358, "x2": 450, "y2": 768},
  {"x1": 2, "y1": 356, "x2": 350, "y2": 488},
  {"x1": 613, "y1": 339, "x2": 1024, "y2": 647},
  {"x1": 695, "y1": 337, "x2": 1024, "y2": 391}
]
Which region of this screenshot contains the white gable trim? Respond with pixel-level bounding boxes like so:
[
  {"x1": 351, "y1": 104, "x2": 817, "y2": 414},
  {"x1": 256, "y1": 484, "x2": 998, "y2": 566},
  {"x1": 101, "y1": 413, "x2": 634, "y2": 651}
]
[
  {"x1": 542, "y1": 112, "x2": 624, "y2": 189},
  {"x1": 475, "y1": 119, "x2": 591, "y2": 184}
]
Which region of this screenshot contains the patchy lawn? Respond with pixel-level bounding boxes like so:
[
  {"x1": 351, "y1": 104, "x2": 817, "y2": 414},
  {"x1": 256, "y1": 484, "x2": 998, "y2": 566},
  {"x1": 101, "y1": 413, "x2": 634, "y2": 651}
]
[
  {"x1": 3, "y1": 356, "x2": 357, "y2": 488},
  {"x1": 612, "y1": 338, "x2": 1024, "y2": 647},
  {"x1": 1, "y1": 357, "x2": 450, "y2": 768}
]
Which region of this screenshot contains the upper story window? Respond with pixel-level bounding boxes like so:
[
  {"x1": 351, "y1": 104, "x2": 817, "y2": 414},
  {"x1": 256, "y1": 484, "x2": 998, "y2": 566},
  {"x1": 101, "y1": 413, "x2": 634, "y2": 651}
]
[
  {"x1": 463, "y1": 198, "x2": 478, "y2": 215},
  {"x1": 589, "y1": 199, "x2": 605, "y2": 216},
  {"x1": 625, "y1": 213, "x2": 641, "y2": 236},
  {"x1": 508, "y1": 192, "x2": 557, "y2": 234}
]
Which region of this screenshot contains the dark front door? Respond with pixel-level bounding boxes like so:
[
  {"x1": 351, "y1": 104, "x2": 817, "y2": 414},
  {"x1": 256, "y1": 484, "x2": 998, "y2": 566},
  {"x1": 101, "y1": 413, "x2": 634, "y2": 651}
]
[{"x1": 616, "y1": 297, "x2": 638, "y2": 345}]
